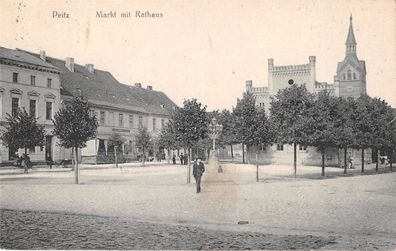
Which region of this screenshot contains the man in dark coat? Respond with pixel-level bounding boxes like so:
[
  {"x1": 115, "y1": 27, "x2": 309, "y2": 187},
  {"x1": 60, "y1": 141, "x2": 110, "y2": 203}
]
[
  {"x1": 180, "y1": 153, "x2": 184, "y2": 165},
  {"x1": 192, "y1": 158, "x2": 205, "y2": 193}
]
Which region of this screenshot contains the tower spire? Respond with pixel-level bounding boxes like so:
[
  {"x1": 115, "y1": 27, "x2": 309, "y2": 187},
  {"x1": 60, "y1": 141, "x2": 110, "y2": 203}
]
[{"x1": 345, "y1": 14, "x2": 357, "y2": 55}]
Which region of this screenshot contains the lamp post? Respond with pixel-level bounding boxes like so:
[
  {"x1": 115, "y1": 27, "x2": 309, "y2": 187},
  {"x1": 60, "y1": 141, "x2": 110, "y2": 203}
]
[
  {"x1": 209, "y1": 117, "x2": 223, "y2": 172},
  {"x1": 209, "y1": 117, "x2": 223, "y2": 152},
  {"x1": 288, "y1": 79, "x2": 297, "y2": 178}
]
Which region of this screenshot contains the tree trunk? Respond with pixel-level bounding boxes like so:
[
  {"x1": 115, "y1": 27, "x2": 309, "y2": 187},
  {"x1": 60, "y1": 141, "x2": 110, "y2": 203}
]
[
  {"x1": 375, "y1": 149, "x2": 379, "y2": 172},
  {"x1": 242, "y1": 143, "x2": 245, "y2": 164},
  {"x1": 344, "y1": 147, "x2": 347, "y2": 174},
  {"x1": 230, "y1": 144, "x2": 234, "y2": 162},
  {"x1": 293, "y1": 142, "x2": 297, "y2": 178},
  {"x1": 256, "y1": 150, "x2": 259, "y2": 182},
  {"x1": 321, "y1": 148, "x2": 325, "y2": 177},
  {"x1": 167, "y1": 149, "x2": 171, "y2": 164},
  {"x1": 115, "y1": 146, "x2": 118, "y2": 168},
  {"x1": 24, "y1": 148, "x2": 28, "y2": 174},
  {"x1": 187, "y1": 148, "x2": 191, "y2": 184},
  {"x1": 361, "y1": 148, "x2": 365, "y2": 173},
  {"x1": 247, "y1": 145, "x2": 250, "y2": 164},
  {"x1": 390, "y1": 149, "x2": 393, "y2": 171},
  {"x1": 142, "y1": 148, "x2": 145, "y2": 166},
  {"x1": 74, "y1": 147, "x2": 79, "y2": 184}
]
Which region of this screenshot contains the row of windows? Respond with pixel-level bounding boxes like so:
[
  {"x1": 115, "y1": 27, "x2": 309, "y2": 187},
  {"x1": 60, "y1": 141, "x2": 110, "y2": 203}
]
[
  {"x1": 342, "y1": 70, "x2": 358, "y2": 81},
  {"x1": 276, "y1": 144, "x2": 307, "y2": 151},
  {"x1": 12, "y1": 72, "x2": 52, "y2": 88},
  {"x1": 11, "y1": 97, "x2": 53, "y2": 120},
  {"x1": 95, "y1": 110, "x2": 166, "y2": 130}
]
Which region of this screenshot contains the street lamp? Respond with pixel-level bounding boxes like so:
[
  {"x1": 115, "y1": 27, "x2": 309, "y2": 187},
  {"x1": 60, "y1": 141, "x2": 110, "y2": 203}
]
[
  {"x1": 209, "y1": 117, "x2": 223, "y2": 152},
  {"x1": 289, "y1": 79, "x2": 297, "y2": 178}
]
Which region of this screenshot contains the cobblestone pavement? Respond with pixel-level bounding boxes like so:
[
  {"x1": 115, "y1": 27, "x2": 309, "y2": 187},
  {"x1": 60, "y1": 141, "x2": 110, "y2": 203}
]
[
  {"x1": 1, "y1": 209, "x2": 338, "y2": 250},
  {"x1": 1, "y1": 164, "x2": 395, "y2": 250}
]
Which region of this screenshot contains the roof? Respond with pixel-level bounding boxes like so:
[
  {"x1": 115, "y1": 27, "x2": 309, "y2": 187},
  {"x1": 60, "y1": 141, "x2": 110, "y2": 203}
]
[
  {"x1": 0, "y1": 47, "x2": 58, "y2": 71},
  {"x1": 346, "y1": 15, "x2": 357, "y2": 45},
  {"x1": 21, "y1": 50, "x2": 177, "y2": 116}
]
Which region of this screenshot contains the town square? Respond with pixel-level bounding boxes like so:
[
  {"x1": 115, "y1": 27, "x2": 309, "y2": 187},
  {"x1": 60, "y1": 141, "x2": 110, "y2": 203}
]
[{"x1": 1, "y1": 0, "x2": 395, "y2": 250}]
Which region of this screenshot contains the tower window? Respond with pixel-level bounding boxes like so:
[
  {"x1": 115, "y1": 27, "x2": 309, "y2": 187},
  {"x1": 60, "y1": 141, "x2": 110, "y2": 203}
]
[
  {"x1": 353, "y1": 72, "x2": 356, "y2": 80},
  {"x1": 347, "y1": 70, "x2": 352, "y2": 80}
]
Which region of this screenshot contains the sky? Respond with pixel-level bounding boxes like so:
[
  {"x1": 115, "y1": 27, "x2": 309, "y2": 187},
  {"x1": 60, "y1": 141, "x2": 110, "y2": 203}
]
[{"x1": 1, "y1": 0, "x2": 395, "y2": 111}]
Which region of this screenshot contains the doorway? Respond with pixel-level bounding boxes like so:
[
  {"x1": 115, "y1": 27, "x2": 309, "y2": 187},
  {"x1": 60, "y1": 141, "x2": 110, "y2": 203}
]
[{"x1": 45, "y1": 136, "x2": 53, "y2": 161}]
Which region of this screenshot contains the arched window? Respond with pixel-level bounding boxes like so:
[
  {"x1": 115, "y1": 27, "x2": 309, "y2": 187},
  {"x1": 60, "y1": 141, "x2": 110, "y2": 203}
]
[
  {"x1": 353, "y1": 72, "x2": 356, "y2": 80},
  {"x1": 347, "y1": 70, "x2": 352, "y2": 80}
]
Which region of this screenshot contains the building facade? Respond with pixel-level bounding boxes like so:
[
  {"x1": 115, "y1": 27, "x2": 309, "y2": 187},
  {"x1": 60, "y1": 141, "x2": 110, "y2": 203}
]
[
  {"x1": 242, "y1": 16, "x2": 370, "y2": 166},
  {"x1": 0, "y1": 47, "x2": 177, "y2": 164},
  {"x1": 0, "y1": 48, "x2": 61, "y2": 163}
]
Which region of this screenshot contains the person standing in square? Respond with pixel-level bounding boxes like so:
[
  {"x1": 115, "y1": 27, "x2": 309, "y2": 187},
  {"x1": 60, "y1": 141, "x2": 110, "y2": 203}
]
[{"x1": 193, "y1": 158, "x2": 205, "y2": 193}]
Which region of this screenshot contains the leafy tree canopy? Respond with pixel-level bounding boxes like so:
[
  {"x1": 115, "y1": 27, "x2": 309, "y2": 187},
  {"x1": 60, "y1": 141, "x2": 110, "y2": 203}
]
[
  {"x1": 0, "y1": 108, "x2": 45, "y2": 152},
  {"x1": 52, "y1": 96, "x2": 98, "y2": 149}
]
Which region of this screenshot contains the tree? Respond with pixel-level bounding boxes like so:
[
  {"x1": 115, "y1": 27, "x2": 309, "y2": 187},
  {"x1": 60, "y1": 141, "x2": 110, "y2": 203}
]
[
  {"x1": 369, "y1": 98, "x2": 393, "y2": 172},
  {"x1": 135, "y1": 126, "x2": 151, "y2": 166},
  {"x1": 173, "y1": 99, "x2": 208, "y2": 183},
  {"x1": 270, "y1": 84, "x2": 313, "y2": 177},
  {"x1": 380, "y1": 104, "x2": 396, "y2": 171},
  {"x1": 108, "y1": 132, "x2": 126, "y2": 168},
  {"x1": 233, "y1": 92, "x2": 257, "y2": 164},
  {"x1": 248, "y1": 109, "x2": 275, "y2": 181},
  {"x1": 52, "y1": 96, "x2": 98, "y2": 184},
  {"x1": 0, "y1": 108, "x2": 45, "y2": 173},
  {"x1": 218, "y1": 109, "x2": 238, "y2": 161},
  {"x1": 333, "y1": 97, "x2": 355, "y2": 174},
  {"x1": 352, "y1": 95, "x2": 375, "y2": 173},
  {"x1": 305, "y1": 91, "x2": 339, "y2": 176},
  {"x1": 158, "y1": 120, "x2": 178, "y2": 163}
]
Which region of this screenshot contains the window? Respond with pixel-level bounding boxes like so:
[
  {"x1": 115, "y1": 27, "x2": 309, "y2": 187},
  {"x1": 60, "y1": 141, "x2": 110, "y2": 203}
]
[
  {"x1": 100, "y1": 111, "x2": 105, "y2": 125},
  {"x1": 47, "y1": 78, "x2": 52, "y2": 88},
  {"x1": 46, "y1": 102, "x2": 52, "y2": 120},
  {"x1": 29, "y1": 100, "x2": 36, "y2": 118},
  {"x1": 109, "y1": 112, "x2": 114, "y2": 126},
  {"x1": 152, "y1": 118, "x2": 156, "y2": 130},
  {"x1": 276, "y1": 144, "x2": 284, "y2": 151},
  {"x1": 12, "y1": 98, "x2": 19, "y2": 116},
  {"x1": 299, "y1": 145, "x2": 307, "y2": 151},
  {"x1": 347, "y1": 70, "x2": 352, "y2": 80},
  {"x1": 119, "y1": 113, "x2": 123, "y2": 127},
  {"x1": 138, "y1": 116, "x2": 143, "y2": 128},
  {"x1": 30, "y1": 76, "x2": 36, "y2": 86},
  {"x1": 12, "y1": 72, "x2": 18, "y2": 83},
  {"x1": 129, "y1": 114, "x2": 134, "y2": 128},
  {"x1": 352, "y1": 72, "x2": 356, "y2": 80},
  {"x1": 342, "y1": 73, "x2": 346, "y2": 80}
]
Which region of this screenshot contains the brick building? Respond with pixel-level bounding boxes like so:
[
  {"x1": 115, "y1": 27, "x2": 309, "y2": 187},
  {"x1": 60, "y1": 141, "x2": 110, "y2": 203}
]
[{"x1": 240, "y1": 16, "x2": 371, "y2": 166}]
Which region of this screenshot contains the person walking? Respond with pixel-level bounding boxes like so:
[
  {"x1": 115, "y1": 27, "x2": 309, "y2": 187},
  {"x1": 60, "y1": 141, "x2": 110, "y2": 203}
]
[
  {"x1": 180, "y1": 153, "x2": 184, "y2": 165},
  {"x1": 193, "y1": 158, "x2": 205, "y2": 193},
  {"x1": 172, "y1": 154, "x2": 176, "y2": 164}
]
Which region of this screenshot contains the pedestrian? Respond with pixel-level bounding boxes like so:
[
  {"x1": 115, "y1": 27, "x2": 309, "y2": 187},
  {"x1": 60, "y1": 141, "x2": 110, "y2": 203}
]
[
  {"x1": 348, "y1": 156, "x2": 354, "y2": 169},
  {"x1": 22, "y1": 153, "x2": 31, "y2": 174},
  {"x1": 172, "y1": 154, "x2": 176, "y2": 164},
  {"x1": 193, "y1": 158, "x2": 205, "y2": 193},
  {"x1": 180, "y1": 153, "x2": 184, "y2": 165}
]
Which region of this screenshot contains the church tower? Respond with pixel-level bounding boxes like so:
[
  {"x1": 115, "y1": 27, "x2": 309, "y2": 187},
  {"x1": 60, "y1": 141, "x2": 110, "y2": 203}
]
[{"x1": 334, "y1": 15, "x2": 367, "y2": 98}]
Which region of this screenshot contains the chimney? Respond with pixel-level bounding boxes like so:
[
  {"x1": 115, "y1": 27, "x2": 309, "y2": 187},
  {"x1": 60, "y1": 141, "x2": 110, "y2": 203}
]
[
  {"x1": 65, "y1": 57, "x2": 74, "y2": 72},
  {"x1": 39, "y1": 50, "x2": 46, "y2": 61},
  {"x1": 85, "y1": 64, "x2": 94, "y2": 74},
  {"x1": 147, "y1": 85, "x2": 153, "y2": 90},
  {"x1": 134, "y1": 83, "x2": 142, "y2": 88}
]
